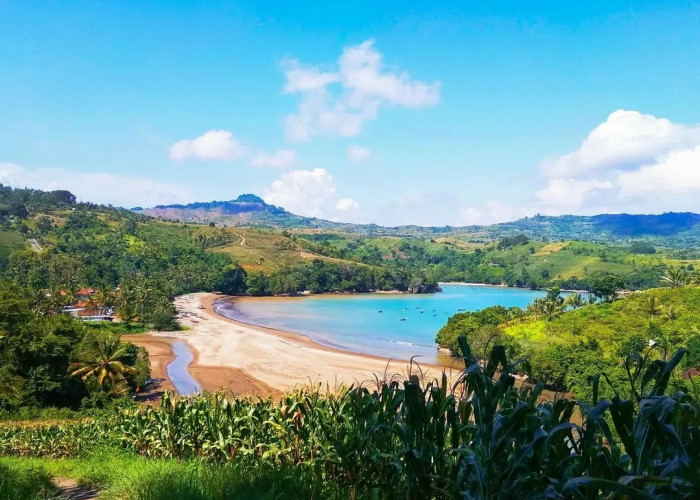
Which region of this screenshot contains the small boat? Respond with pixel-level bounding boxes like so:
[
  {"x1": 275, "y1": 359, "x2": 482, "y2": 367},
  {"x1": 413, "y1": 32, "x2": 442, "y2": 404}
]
[
  {"x1": 378, "y1": 310, "x2": 383, "y2": 313},
  {"x1": 458, "y1": 308, "x2": 465, "y2": 311},
  {"x1": 400, "y1": 318, "x2": 406, "y2": 322}
]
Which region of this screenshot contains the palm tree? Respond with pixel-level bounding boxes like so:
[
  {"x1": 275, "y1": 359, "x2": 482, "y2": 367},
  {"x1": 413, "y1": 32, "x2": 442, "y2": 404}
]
[
  {"x1": 564, "y1": 293, "x2": 585, "y2": 309},
  {"x1": 69, "y1": 336, "x2": 137, "y2": 392},
  {"x1": 642, "y1": 296, "x2": 662, "y2": 318},
  {"x1": 665, "y1": 305, "x2": 679, "y2": 322},
  {"x1": 661, "y1": 268, "x2": 691, "y2": 288},
  {"x1": 134, "y1": 282, "x2": 152, "y2": 321},
  {"x1": 691, "y1": 272, "x2": 700, "y2": 286},
  {"x1": 94, "y1": 286, "x2": 115, "y2": 309}
]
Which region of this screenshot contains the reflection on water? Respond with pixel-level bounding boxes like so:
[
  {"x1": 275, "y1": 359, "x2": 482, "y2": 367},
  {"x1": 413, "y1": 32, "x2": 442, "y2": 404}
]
[
  {"x1": 167, "y1": 341, "x2": 202, "y2": 396},
  {"x1": 216, "y1": 284, "x2": 546, "y2": 364}
]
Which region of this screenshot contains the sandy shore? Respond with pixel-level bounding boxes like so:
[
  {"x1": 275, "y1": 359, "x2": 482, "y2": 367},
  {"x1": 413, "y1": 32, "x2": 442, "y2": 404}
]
[{"x1": 136, "y1": 293, "x2": 460, "y2": 396}]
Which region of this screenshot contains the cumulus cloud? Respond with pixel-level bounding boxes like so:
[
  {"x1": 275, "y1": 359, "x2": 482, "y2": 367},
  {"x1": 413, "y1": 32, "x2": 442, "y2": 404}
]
[
  {"x1": 618, "y1": 145, "x2": 700, "y2": 198},
  {"x1": 347, "y1": 145, "x2": 372, "y2": 162},
  {"x1": 262, "y1": 168, "x2": 336, "y2": 218},
  {"x1": 535, "y1": 178, "x2": 613, "y2": 210},
  {"x1": 170, "y1": 129, "x2": 246, "y2": 161},
  {"x1": 250, "y1": 149, "x2": 297, "y2": 168},
  {"x1": 542, "y1": 109, "x2": 700, "y2": 176},
  {"x1": 535, "y1": 110, "x2": 700, "y2": 215},
  {"x1": 336, "y1": 197, "x2": 359, "y2": 210},
  {"x1": 0, "y1": 162, "x2": 191, "y2": 208},
  {"x1": 283, "y1": 40, "x2": 440, "y2": 141}
]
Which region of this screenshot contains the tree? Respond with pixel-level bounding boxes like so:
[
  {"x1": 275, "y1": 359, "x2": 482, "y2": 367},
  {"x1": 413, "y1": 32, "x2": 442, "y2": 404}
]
[
  {"x1": 661, "y1": 267, "x2": 691, "y2": 288},
  {"x1": 642, "y1": 296, "x2": 662, "y2": 318},
  {"x1": 564, "y1": 293, "x2": 585, "y2": 309},
  {"x1": 246, "y1": 272, "x2": 270, "y2": 296},
  {"x1": 69, "y1": 335, "x2": 139, "y2": 393},
  {"x1": 217, "y1": 267, "x2": 248, "y2": 295},
  {"x1": 589, "y1": 274, "x2": 624, "y2": 302}
]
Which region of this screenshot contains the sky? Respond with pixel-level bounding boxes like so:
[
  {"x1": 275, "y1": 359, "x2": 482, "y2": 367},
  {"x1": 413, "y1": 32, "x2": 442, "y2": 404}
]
[{"x1": 1, "y1": 1, "x2": 700, "y2": 226}]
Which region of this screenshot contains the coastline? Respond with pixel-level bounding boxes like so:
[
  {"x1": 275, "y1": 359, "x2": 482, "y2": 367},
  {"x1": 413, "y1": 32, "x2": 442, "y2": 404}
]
[
  {"x1": 134, "y1": 293, "x2": 461, "y2": 396},
  {"x1": 210, "y1": 294, "x2": 457, "y2": 366}
]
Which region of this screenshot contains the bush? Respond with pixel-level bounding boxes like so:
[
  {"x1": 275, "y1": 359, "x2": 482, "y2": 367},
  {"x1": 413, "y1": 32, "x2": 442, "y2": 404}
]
[{"x1": 0, "y1": 461, "x2": 58, "y2": 499}]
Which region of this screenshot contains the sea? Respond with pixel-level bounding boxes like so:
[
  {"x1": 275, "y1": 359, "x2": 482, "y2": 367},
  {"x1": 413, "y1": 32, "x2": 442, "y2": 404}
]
[{"x1": 214, "y1": 284, "x2": 546, "y2": 364}]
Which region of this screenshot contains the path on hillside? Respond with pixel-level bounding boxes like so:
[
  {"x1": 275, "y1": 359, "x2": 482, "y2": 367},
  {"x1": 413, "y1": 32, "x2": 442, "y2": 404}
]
[
  {"x1": 28, "y1": 237, "x2": 42, "y2": 253},
  {"x1": 231, "y1": 231, "x2": 246, "y2": 246},
  {"x1": 53, "y1": 477, "x2": 99, "y2": 500}
]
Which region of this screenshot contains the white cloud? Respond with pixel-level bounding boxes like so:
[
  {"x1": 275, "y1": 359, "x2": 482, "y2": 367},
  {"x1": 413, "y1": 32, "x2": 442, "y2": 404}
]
[
  {"x1": 263, "y1": 168, "x2": 337, "y2": 218},
  {"x1": 347, "y1": 145, "x2": 372, "y2": 162},
  {"x1": 618, "y1": 144, "x2": 700, "y2": 199},
  {"x1": 283, "y1": 59, "x2": 340, "y2": 92},
  {"x1": 250, "y1": 149, "x2": 297, "y2": 168},
  {"x1": 533, "y1": 110, "x2": 700, "y2": 216},
  {"x1": 542, "y1": 109, "x2": 700, "y2": 176},
  {"x1": 283, "y1": 40, "x2": 440, "y2": 141},
  {"x1": 535, "y1": 178, "x2": 613, "y2": 210},
  {"x1": 170, "y1": 129, "x2": 246, "y2": 161},
  {"x1": 336, "y1": 197, "x2": 359, "y2": 210},
  {"x1": 0, "y1": 162, "x2": 191, "y2": 208}
]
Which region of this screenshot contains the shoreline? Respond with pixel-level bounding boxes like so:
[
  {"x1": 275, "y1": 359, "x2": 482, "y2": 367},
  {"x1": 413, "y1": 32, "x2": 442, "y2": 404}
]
[
  {"x1": 208, "y1": 294, "x2": 456, "y2": 366},
  {"x1": 138, "y1": 293, "x2": 462, "y2": 395},
  {"x1": 126, "y1": 333, "x2": 278, "y2": 398}
]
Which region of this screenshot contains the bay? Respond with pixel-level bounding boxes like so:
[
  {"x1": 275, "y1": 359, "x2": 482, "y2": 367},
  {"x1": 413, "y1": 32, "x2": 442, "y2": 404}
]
[{"x1": 215, "y1": 284, "x2": 546, "y2": 364}]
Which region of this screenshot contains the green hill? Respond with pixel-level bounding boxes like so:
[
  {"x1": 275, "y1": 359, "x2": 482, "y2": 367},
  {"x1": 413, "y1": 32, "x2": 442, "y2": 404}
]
[{"x1": 134, "y1": 194, "x2": 700, "y2": 246}]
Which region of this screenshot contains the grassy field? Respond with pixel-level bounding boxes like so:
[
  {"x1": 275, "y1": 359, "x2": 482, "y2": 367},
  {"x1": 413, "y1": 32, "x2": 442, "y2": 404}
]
[
  {"x1": 209, "y1": 227, "x2": 373, "y2": 273},
  {"x1": 0, "y1": 451, "x2": 339, "y2": 500},
  {"x1": 0, "y1": 228, "x2": 28, "y2": 261}
]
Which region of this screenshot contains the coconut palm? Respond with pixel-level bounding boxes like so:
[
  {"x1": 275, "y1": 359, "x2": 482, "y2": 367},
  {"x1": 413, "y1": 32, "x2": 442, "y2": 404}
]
[
  {"x1": 69, "y1": 336, "x2": 137, "y2": 392},
  {"x1": 660, "y1": 267, "x2": 691, "y2": 288},
  {"x1": 642, "y1": 296, "x2": 662, "y2": 318},
  {"x1": 665, "y1": 305, "x2": 679, "y2": 322},
  {"x1": 94, "y1": 285, "x2": 115, "y2": 308},
  {"x1": 564, "y1": 293, "x2": 585, "y2": 309}
]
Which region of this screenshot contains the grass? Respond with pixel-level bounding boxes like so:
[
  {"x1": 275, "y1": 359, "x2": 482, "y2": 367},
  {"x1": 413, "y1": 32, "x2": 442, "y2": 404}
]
[
  {"x1": 503, "y1": 286, "x2": 700, "y2": 352},
  {"x1": 0, "y1": 460, "x2": 60, "y2": 500},
  {"x1": 0, "y1": 448, "x2": 343, "y2": 500},
  {"x1": 0, "y1": 228, "x2": 28, "y2": 261},
  {"x1": 210, "y1": 227, "x2": 366, "y2": 273},
  {"x1": 84, "y1": 321, "x2": 149, "y2": 335}
]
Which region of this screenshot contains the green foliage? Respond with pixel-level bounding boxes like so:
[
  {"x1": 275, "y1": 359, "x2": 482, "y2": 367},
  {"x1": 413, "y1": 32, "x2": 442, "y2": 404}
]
[
  {"x1": 0, "y1": 282, "x2": 148, "y2": 410},
  {"x1": 435, "y1": 305, "x2": 521, "y2": 355},
  {"x1": 2, "y1": 340, "x2": 697, "y2": 499},
  {"x1": 628, "y1": 241, "x2": 657, "y2": 254},
  {"x1": 589, "y1": 273, "x2": 625, "y2": 302},
  {"x1": 496, "y1": 233, "x2": 529, "y2": 250},
  {"x1": 0, "y1": 461, "x2": 59, "y2": 499}
]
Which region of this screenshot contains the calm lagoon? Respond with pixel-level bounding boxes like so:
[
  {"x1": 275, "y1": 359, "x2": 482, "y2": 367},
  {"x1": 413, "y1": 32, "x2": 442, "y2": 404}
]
[{"x1": 215, "y1": 284, "x2": 546, "y2": 364}]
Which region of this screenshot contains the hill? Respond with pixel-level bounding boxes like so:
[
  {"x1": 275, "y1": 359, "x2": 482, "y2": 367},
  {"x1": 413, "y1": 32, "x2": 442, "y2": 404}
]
[
  {"x1": 2, "y1": 184, "x2": 698, "y2": 294},
  {"x1": 134, "y1": 194, "x2": 345, "y2": 230},
  {"x1": 135, "y1": 195, "x2": 700, "y2": 245}
]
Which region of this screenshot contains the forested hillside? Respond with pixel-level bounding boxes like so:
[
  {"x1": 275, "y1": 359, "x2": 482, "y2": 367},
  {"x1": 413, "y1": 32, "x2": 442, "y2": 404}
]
[
  {"x1": 136, "y1": 194, "x2": 700, "y2": 246},
  {"x1": 436, "y1": 284, "x2": 700, "y2": 401}
]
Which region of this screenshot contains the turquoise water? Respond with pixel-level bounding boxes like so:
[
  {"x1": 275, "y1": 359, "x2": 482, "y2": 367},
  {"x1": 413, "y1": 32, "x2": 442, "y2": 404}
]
[{"x1": 216, "y1": 284, "x2": 545, "y2": 364}]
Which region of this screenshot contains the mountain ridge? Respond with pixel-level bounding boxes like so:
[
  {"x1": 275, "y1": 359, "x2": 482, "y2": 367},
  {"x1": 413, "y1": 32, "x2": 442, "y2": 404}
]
[{"x1": 133, "y1": 196, "x2": 700, "y2": 244}]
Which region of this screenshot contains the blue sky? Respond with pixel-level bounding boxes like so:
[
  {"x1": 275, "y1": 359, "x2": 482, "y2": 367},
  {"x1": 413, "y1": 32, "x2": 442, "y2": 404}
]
[{"x1": 2, "y1": 1, "x2": 700, "y2": 225}]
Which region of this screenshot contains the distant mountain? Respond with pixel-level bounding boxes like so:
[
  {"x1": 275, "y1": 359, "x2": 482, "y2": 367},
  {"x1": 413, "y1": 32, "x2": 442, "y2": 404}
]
[
  {"x1": 133, "y1": 194, "x2": 344, "y2": 229},
  {"x1": 486, "y1": 213, "x2": 700, "y2": 244},
  {"x1": 134, "y1": 195, "x2": 700, "y2": 245}
]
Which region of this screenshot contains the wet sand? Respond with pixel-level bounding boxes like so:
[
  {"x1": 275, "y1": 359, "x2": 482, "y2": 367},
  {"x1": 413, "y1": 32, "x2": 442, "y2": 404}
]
[
  {"x1": 125, "y1": 333, "x2": 278, "y2": 397},
  {"x1": 133, "y1": 293, "x2": 459, "y2": 396}
]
